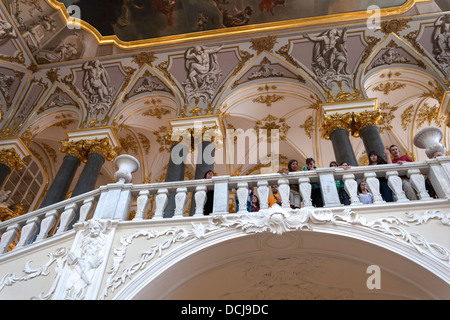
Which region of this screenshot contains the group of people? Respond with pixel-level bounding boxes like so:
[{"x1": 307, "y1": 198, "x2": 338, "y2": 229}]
[{"x1": 201, "y1": 144, "x2": 439, "y2": 214}]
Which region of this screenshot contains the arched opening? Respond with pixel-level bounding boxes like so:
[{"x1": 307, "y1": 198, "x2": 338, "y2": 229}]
[{"x1": 115, "y1": 227, "x2": 450, "y2": 300}]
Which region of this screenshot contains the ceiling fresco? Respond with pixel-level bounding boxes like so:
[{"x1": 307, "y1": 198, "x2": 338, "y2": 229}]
[{"x1": 56, "y1": 0, "x2": 408, "y2": 42}]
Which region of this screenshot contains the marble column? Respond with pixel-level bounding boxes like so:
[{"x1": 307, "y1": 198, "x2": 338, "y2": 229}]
[
  {"x1": 39, "y1": 140, "x2": 85, "y2": 208},
  {"x1": 68, "y1": 138, "x2": 116, "y2": 228},
  {"x1": 322, "y1": 113, "x2": 358, "y2": 166},
  {"x1": 353, "y1": 110, "x2": 386, "y2": 162},
  {"x1": 164, "y1": 143, "x2": 188, "y2": 218}
]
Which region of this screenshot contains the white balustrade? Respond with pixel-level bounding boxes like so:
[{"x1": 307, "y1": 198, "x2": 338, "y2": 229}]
[{"x1": 1, "y1": 157, "x2": 450, "y2": 256}]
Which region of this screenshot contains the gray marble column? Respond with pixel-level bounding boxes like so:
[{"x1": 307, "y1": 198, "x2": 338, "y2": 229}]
[
  {"x1": 189, "y1": 141, "x2": 215, "y2": 216},
  {"x1": 329, "y1": 128, "x2": 358, "y2": 166},
  {"x1": 359, "y1": 125, "x2": 387, "y2": 162},
  {"x1": 0, "y1": 163, "x2": 11, "y2": 187},
  {"x1": 39, "y1": 155, "x2": 80, "y2": 208},
  {"x1": 68, "y1": 152, "x2": 105, "y2": 228},
  {"x1": 164, "y1": 143, "x2": 188, "y2": 218}
]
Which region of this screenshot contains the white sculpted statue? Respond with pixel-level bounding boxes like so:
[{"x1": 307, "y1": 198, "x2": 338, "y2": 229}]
[
  {"x1": 82, "y1": 60, "x2": 114, "y2": 116},
  {"x1": 305, "y1": 28, "x2": 352, "y2": 88},
  {"x1": 432, "y1": 14, "x2": 450, "y2": 76},
  {"x1": 0, "y1": 19, "x2": 16, "y2": 44},
  {"x1": 183, "y1": 45, "x2": 222, "y2": 103},
  {"x1": 64, "y1": 219, "x2": 109, "y2": 300}
]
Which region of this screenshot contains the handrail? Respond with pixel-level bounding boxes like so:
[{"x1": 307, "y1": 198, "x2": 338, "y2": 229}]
[{"x1": 0, "y1": 157, "x2": 448, "y2": 255}]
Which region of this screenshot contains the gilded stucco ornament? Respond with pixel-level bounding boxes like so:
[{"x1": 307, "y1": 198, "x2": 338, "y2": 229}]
[
  {"x1": 0, "y1": 148, "x2": 25, "y2": 170},
  {"x1": 351, "y1": 110, "x2": 383, "y2": 137},
  {"x1": 432, "y1": 14, "x2": 450, "y2": 77},
  {"x1": 321, "y1": 112, "x2": 353, "y2": 140},
  {"x1": 60, "y1": 138, "x2": 117, "y2": 162}
]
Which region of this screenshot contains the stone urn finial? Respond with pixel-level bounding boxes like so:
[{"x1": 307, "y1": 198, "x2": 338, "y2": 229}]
[
  {"x1": 114, "y1": 154, "x2": 140, "y2": 183},
  {"x1": 413, "y1": 127, "x2": 446, "y2": 158}
]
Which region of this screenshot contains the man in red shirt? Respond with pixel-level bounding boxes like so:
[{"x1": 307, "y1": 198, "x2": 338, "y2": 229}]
[{"x1": 389, "y1": 145, "x2": 417, "y2": 200}]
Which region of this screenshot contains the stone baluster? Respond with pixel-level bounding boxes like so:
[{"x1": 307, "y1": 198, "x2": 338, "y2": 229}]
[
  {"x1": 0, "y1": 223, "x2": 20, "y2": 254},
  {"x1": 299, "y1": 177, "x2": 313, "y2": 208},
  {"x1": 154, "y1": 188, "x2": 169, "y2": 220},
  {"x1": 79, "y1": 196, "x2": 96, "y2": 222},
  {"x1": 278, "y1": 178, "x2": 290, "y2": 209},
  {"x1": 408, "y1": 169, "x2": 432, "y2": 200},
  {"x1": 35, "y1": 209, "x2": 59, "y2": 243},
  {"x1": 364, "y1": 172, "x2": 385, "y2": 204},
  {"x1": 173, "y1": 187, "x2": 187, "y2": 218},
  {"x1": 343, "y1": 174, "x2": 361, "y2": 205},
  {"x1": 385, "y1": 171, "x2": 408, "y2": 202},
  {"x1": 257, "y1": 180, "x2": 270, "y2": 212},
  {"x1": 236, "y1": 182, "x2": 249, "y2": 214},
  {"x1": 55, "y1": 203, "x2": 78, "y2": 234},
  {"x1": 193, "y1": 185, "x2": 207, "y2": 217},
  {"x1": 134, "y1": 190, "x2": 150, "y2": 221},
  {"x1": 15, "y1": 217, "x2": 40, "y2": 248}
]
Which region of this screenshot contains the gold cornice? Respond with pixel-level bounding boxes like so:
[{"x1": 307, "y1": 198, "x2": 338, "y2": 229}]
[{"x1": 47, "y1": 0, "x2": 433, "y2": 50}]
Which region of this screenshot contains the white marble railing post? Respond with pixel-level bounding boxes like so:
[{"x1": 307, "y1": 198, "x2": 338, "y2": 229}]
[
  {"x1": 35, "y1": 209, "x2": 59, "y2": 243},
  {"x1": 212, "y1": 176, "x2": 229, "y2": 215},
  {"x1": 364, "y1": 172, "x2": 385, "y2": 204},
  {"x1": 55, "y1": 202, "x2": 78, "y2": 234},
  {"x1": 193, "y1": 185, "x2": 207, "y2": 217},
  {"x1": 257, "y1": 180, "x2": 270, "y2": 212},
  {"x1": 426, "y1": 158, "x2": 450, "y2": 199},
  {"x1": 236, "y1": 182, "x2": 249, "y2": 214},
  {"x1": 318, "y1": 169, "x2": 342, "y2": 207},
  {"x1": 343, "y1": 173, "x2": 361, "y2": 205},
  {"x1": 386, "y1": 171, "x2": 408, "y2": 202},
  {"x1": 278, "y1": 178, "x2": 290, "y2": 209},
  {"x1": 408, "y1": 169, "x2": 432, "y2": 200},
  {"x1": 15, "y1": 217, "x2": 40, "y2": 248},
  {"x1": 298, "y1": 177, "x2": 313, "y2": 208},
  {"x1": 79, "y1": 196, "x2": 96, "y2": 222},
  {"x1": 93, "y1": 183, "x2": 134, "y2": 221},
  {"x1": 173, "y1": 187, "x2": 187, "y2": 218},
  {"x1": 0, "y1": 223, "x2": 20, "y2": 254},
  {"x1": 154, "y1": 188, "x2": 169, "y2": 220},
  {"x1": 134, "y1": 190, "x2": 150, "y2": 221}
]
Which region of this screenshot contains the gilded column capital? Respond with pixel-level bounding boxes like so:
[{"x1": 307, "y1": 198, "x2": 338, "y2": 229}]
[
  {"x1": 84, "y1": 138, "x2": 117, "y2": 161},
  {"x1": 60, "y1": 138, "x2": 117, "y2": 162},
  {"x1": 60, "y1": 140, "x2": 88, "y2": 162},
  {"x1": 0, "y1": 148, "x2": 25, "y2": 170},
  {"x1": 321, "y1": 112, "x2": 353, "y2": 140},
  {"x1": 351, "y1": 110, "x2": 383, "y2": 137}
]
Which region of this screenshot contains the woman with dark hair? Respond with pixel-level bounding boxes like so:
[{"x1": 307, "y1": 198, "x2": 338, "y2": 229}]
[
  {"x1": 203, "y1": 170, "x2": 214, "y2": 215},
  {"x1": 287, "y1": 159, "x2": 301, "y2": 208},
  {"x1": 368, "y1": 150, "x2": 394, "y2": 202},
  {"x1": 250, "y1": 194, "x2": 260, "y2": 212}
]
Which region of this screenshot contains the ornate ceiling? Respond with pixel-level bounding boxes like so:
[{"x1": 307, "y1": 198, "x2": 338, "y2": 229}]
[{"x1": 0, "y1": 0, "x2": 449, "y2": 211}]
